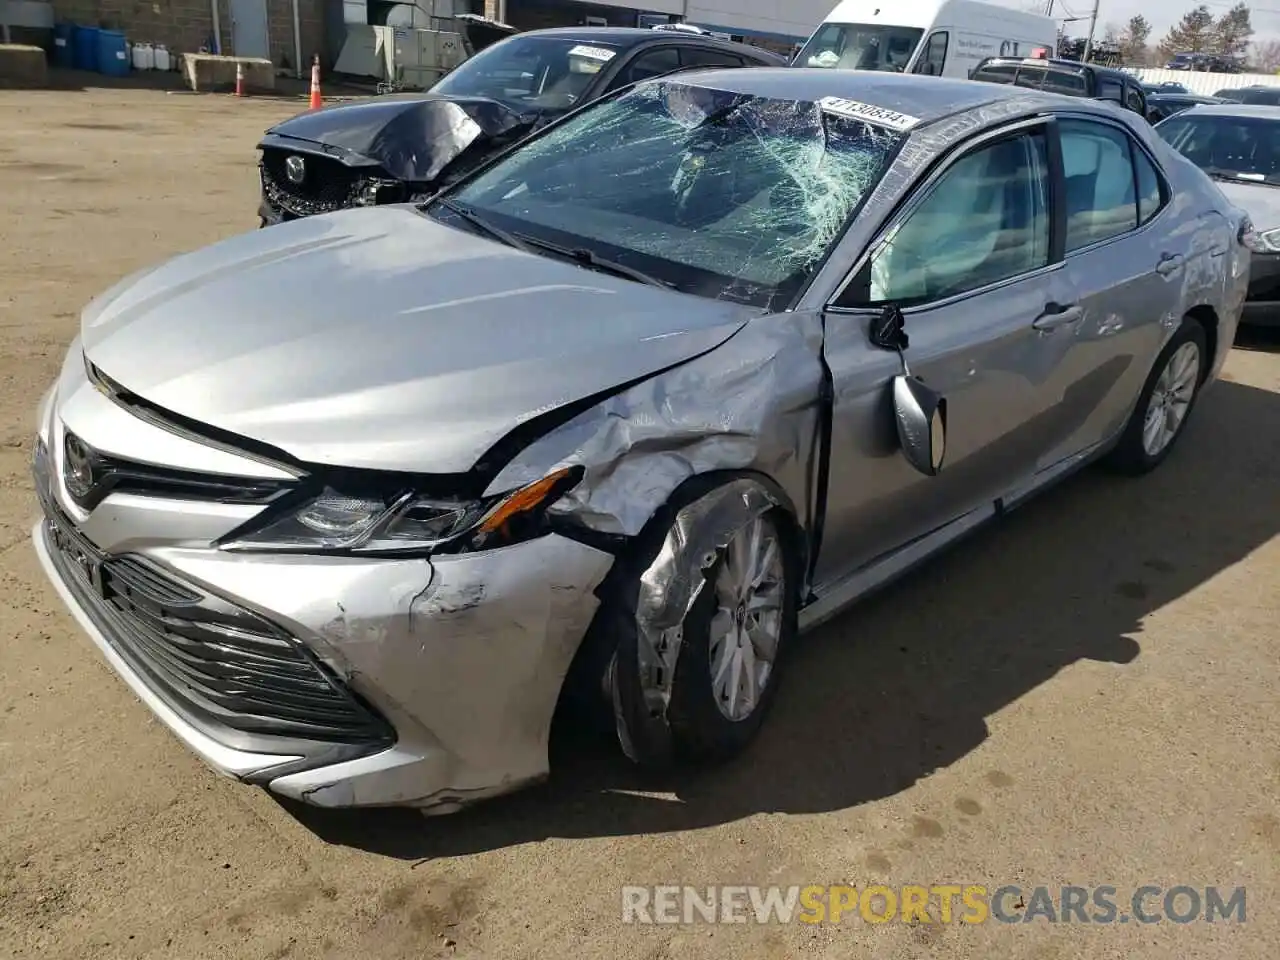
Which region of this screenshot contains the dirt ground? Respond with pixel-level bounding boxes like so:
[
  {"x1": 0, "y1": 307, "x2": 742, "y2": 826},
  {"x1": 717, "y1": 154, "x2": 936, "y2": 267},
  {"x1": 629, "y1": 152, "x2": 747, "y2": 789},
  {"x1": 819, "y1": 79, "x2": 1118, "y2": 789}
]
[{"x1": 0, "y1": 84, "x2": 1277, "y2": 960}]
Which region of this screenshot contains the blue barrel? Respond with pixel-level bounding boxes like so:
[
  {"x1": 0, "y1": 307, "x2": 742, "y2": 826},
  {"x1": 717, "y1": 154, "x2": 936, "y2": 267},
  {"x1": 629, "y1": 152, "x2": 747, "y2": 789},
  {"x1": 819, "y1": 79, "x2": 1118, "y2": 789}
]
[
  {"x1": 53, "y1": 23, "x2": 75, "y2": 69},
  {"x1": 96, "y1": 30, "x2": 130, "y2": 76},
  {"x1": 73, "y1": 26, "x2": 99, "y2": 70}
]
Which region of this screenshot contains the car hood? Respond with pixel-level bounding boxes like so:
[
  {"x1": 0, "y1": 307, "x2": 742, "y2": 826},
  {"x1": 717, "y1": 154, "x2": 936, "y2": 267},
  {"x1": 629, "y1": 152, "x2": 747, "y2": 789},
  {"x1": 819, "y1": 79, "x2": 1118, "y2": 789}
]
[
  {"x1": 80, "y1": 206, "x2": 752, "y2": 475},
  {"x1": 1211, "y1": 177, "x2": 1280, "y2": 232},
  {"x1": 260, "y1": 94, "x2": 538, "y2": 184}
]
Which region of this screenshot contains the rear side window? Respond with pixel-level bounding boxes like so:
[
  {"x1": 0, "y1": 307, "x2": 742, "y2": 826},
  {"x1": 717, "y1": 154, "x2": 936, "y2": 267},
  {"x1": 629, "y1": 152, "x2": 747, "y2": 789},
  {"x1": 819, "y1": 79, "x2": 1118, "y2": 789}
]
[
  {"x1": 1243, "y1": 88, "x2": 1280, "y2": 105},
  {"x1": 972, "y1": 63, "x2": 1016, "y2": 84},
  {"x1": 1059, "y1": 120, "x2": 1139, "y2": 250},
  {"x1": 1041, "y1": 70, "x2": 1086, "y2": 95},
  {"x1": 1134, "y1": 147, "x2": 1165, "y2": 224},
  {"x1": 912, "y1": 31, "x2": 948, "y2": 75},
  {"x1": 681, "y1": 48, "x2": 744, "y2": 68}
]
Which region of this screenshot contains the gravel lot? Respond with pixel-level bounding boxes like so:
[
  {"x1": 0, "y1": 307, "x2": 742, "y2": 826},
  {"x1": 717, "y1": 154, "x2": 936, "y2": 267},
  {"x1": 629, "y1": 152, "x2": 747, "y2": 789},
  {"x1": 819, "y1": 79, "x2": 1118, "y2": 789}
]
[{"x1": 0, "y1": 82, "x2": 1277, "y2": 960}]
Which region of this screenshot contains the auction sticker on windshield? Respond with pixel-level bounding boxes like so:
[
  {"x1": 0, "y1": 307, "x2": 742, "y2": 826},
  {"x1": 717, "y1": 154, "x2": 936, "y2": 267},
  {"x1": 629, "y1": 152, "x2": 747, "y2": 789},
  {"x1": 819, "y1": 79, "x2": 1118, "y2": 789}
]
[
  {"x1": 817, "y1": 97, "x2": 921, "y2": 132},
  {"x1": 569, "y1": 44, "x2": 617, "y2": 62}
]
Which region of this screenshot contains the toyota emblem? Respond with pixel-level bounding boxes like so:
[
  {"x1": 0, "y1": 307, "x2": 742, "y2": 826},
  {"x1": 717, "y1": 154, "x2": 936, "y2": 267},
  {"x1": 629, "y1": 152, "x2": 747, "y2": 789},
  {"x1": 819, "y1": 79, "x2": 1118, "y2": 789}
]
[
  {"x1": 285, "y1": 155, "x2": 306, "y2": 184},
  {"x1": 62, "y1": 432, "x2": 95, "y2": 502}
]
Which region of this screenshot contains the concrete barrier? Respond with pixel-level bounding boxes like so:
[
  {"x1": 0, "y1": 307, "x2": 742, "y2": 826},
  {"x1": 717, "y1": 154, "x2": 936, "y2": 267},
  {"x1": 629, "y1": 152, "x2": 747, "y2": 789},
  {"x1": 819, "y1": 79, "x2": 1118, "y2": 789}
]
[
  {"x1": 0, "y1": 43, "x2": 49, "y2": 89},
  {"x1": 181, "y1": 53, "x2": 275, "y2": 93}
]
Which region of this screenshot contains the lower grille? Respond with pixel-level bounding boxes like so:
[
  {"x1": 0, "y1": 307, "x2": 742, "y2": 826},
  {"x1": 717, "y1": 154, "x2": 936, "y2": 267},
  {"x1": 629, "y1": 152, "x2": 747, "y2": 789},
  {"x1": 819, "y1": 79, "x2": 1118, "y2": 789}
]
[
  {"x1": 35, "y1": 444, "x2": 393, "y2": 750},
  {"x1": 260, "y1": 147, "x2": 362, "y2": 217}
]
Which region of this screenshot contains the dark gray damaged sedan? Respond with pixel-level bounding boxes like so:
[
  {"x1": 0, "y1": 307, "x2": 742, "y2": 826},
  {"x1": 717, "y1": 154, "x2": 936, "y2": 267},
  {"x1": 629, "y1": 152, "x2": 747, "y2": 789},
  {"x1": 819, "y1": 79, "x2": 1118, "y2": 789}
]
[{"x1": 34, "y1": 69, "x2": 1247, "y2": 811}]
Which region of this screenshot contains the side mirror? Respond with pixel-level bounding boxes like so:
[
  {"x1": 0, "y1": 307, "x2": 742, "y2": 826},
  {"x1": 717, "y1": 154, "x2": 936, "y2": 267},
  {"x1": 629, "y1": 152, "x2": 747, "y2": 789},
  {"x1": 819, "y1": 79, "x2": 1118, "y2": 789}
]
[
  {"x1": 892, "y1": 374, "x2": 947, "y2": 476},
  {"x1": 869, "y1": 304, "x2": 908, "y2": 351}
]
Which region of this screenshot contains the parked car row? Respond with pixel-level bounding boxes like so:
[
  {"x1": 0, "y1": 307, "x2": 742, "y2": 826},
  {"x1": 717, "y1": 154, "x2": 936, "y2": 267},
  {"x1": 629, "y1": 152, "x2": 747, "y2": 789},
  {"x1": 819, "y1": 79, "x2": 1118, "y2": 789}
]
[{"x1": 32, "y1": 55, "x2": 1259, "y2": 814}]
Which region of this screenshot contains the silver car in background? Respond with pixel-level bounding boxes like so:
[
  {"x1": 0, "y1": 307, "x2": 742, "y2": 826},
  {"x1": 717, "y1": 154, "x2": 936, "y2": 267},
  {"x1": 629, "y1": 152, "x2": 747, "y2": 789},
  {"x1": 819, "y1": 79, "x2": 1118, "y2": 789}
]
[
  {"x1": 1155, "y1": 102, "x2": 1280, "y2": 326},
  {"x1": 32, "y1": 69, "x2": 1248, "y2": 812}
]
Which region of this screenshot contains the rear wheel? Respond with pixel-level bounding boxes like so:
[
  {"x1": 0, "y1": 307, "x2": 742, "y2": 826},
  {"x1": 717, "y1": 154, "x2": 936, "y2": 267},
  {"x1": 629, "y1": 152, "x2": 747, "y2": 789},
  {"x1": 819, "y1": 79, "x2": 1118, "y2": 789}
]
[{"x1": 1104, "y1": 316, "x2": 1207, "y2": 475}]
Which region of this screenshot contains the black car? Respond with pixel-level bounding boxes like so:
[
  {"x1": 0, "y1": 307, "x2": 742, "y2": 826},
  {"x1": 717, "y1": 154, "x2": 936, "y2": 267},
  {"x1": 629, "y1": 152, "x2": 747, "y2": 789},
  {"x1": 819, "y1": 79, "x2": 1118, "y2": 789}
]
[
  {"x1": 1143, "y1": 81, "x2": 1189, "y2": 95},
  {"x1": 1146, "y1": 92, "x2": 1225, "y2": 124},
  {"x1": 1238, "y1": 86, "x2": 1280, "y2": 106},
  {"x1": 1166, "y1": 52, "x2": 1240, "y2": 73},
  {"x1": 969, "y1": 57, "x2": 1148, "y2": 117},
  {"x1": 258, "y1": 27, "x2": 787, "y2": 225}
]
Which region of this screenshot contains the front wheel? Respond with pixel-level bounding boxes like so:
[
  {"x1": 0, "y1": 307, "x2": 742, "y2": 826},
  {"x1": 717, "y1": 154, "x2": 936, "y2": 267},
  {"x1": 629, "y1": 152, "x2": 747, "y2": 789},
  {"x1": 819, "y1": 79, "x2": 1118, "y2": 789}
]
[
  {"x1": 1104, "y1": 316, "x2": 1207, "y2": 475},
  {"x1": 599, "y1": 486, "x2": 800, "y2": 766}
]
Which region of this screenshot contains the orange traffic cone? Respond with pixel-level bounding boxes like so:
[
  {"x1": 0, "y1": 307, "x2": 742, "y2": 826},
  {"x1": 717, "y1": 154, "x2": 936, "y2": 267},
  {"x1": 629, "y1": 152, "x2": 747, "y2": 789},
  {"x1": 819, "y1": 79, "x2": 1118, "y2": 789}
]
[
  {"x1": 234, "y1": 61, "x2": 245, "y2": 97},
  {"x1": 309, "y1": 55, "x2": 322, "y2": 110}
]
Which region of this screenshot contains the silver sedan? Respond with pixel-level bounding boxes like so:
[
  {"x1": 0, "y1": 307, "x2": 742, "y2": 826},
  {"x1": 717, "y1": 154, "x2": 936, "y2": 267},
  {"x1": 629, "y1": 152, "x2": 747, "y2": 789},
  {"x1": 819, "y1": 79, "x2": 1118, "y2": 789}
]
[{"x1": 32, "y1": 68, "x2": 1248, "y2": 811}]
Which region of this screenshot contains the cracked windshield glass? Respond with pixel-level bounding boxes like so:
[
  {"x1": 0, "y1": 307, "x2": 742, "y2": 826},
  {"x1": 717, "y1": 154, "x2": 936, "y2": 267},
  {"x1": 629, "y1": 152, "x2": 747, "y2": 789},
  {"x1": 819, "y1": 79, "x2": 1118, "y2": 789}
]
[
  {"x1": 797, "y1": 22, "x2": 925, "y2": 70},
  {"x1": 430, "y1": 35, "x2": 619, "y2": 110},
  {"x1": 1157, "y1": 113, "x2": 1280, "y2": 185},
  {"x1": 440, "y1": 81, "x2": 903, "y2": 310}
]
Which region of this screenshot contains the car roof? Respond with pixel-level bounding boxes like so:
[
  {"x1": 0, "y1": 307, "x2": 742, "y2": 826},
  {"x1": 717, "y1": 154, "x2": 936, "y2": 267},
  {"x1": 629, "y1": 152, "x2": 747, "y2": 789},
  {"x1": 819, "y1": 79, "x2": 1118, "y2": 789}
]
[
  {"x1": 1175, "y1": 103, "x2": 1280, "y2": 119},
  {"x1": 976, "y1": 56, "x2": 1132, "y2": 80},
  {"x1": 1148, "y1": 93, "x2": 1221, "y2": 103},
  {"x1": 513, "y1": 26, "x2": 787, "y2": 62},
  {"x1": 660, "y1": 67, "x2": 1076, "y2": 124}
]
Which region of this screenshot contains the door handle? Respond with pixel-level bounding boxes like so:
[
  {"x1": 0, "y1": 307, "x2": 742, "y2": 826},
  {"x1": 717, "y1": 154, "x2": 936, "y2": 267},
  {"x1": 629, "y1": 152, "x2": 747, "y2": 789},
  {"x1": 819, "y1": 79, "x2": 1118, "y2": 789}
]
[
  {"x1": 1156, "y1": 253, "x2": 1185, "y2": 276},
  {"x1": 1032, "y1": 302, "x2": 1084, "y2": 331}
]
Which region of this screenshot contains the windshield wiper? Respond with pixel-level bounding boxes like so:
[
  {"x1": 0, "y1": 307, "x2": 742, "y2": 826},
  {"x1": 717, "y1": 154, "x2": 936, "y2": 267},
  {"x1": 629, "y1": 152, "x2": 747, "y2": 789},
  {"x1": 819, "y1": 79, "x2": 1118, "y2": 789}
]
[
  {"x1": 431, "y1": 198, "x2": 535, "y2": 251},
  {"x1": 517, "y1": 236, "x2": 673, "y2": 289},
  {"x1": 1203, "y1": 166, "x2": 1276, "y2": 186}
]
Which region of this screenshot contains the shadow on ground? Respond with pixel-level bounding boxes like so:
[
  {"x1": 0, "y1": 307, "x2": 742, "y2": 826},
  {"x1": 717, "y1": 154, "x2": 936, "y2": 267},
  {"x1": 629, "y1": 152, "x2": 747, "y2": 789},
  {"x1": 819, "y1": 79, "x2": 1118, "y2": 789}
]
[{"x1": 284, "y1": 377, "x2": 1280, "y2": 859}]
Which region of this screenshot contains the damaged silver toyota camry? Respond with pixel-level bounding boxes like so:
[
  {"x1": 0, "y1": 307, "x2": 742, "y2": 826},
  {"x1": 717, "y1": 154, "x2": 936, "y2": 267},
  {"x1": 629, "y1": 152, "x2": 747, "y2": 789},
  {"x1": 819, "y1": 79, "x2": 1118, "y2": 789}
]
[{"x1": 33, "y1": 68, "x2": 1248, "y2": 811}]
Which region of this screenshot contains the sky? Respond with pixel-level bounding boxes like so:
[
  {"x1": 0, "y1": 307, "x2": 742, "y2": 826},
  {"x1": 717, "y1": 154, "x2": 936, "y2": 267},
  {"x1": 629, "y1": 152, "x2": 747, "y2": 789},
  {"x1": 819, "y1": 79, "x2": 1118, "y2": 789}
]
[{"x1": 993, "y1": 0, "x2": 1280, "y2": 42}]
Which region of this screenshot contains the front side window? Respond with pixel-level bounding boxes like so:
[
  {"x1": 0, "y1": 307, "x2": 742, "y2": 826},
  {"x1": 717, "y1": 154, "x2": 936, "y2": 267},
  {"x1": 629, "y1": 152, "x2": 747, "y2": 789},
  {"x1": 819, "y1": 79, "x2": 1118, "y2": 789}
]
[
  {"x1": 1059, "y1": 120, "x2": 1138, "y2": 251},
  {"x1": 844, "y1": 130, "x2": 1051, "y2": 305},
  {"x1": 1012, "y1": 65, "x2": 1047, "y2": 90},
  {"x1": 1156, "y1": 113, "x2": 1280, "y2": 185},
  {"x1": 1125, "y1": 83, "x2": 1146, "y2": 113},
  {"x1": 680, "y1": 48, "x2": 744, "y2": 68},
  {"x1": 618, "y1": 47, "x2": 681, "y2": 86},
  {"x1": 972, "y1": 63, "x2": 1017, "y2": 84},
  {"x1": 912, "y1": 32, "x2": 948, "y2": 76},
  {"x1": 1041, "y1": 70, "x2": 1086, "y2": 95},
  {"x1": 431, "y1": 36, "x2": 619, "y2": 110},
  {"x1": 797, "y1": 22, "x2": 925, "y2": 72},
  {"x1": 1097, "y1": 76, "x2": 1123, "y2": 102},
  {"x1": 442, "y1": 82, "x2": 904, "y2": 310}
]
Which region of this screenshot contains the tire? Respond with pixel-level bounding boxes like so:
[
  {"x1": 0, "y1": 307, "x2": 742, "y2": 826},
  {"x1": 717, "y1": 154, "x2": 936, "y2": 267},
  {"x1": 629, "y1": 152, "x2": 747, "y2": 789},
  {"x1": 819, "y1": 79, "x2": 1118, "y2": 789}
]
[
  {"x1": 595, "y1": 477, "x2": 800, "y2": 767},
  {"x1": 1103, "y1": 315, "x2": 1208, "y2": 476}
]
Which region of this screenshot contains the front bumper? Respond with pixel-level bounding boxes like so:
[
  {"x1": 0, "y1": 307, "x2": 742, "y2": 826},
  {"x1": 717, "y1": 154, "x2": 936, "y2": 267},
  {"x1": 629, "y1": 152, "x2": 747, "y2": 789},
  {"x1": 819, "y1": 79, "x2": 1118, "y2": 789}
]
[{"x1": 31, "y1": 375, "x2": 615, "y2": 810}]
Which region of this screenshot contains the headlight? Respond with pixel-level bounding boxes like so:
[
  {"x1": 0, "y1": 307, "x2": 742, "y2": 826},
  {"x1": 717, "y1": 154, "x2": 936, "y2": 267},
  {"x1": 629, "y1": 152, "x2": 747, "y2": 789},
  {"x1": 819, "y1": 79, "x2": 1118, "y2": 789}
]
[{"x1": 221, "y1": 466, "x2": 582, "y2": 555}]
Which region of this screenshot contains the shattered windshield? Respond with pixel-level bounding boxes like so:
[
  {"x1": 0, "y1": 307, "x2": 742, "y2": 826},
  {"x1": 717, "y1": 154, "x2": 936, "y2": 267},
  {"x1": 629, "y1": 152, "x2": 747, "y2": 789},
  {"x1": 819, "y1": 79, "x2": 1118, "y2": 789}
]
[
  {"x1": 1157, "y1": 114, "x2": 1280, "y2": 185},
  {"x1": 797, "y1": 22, "x2": 925, "y2": 71},
  {"x1": 440, "y1": 81, "x2": 905, "y2": 309},
  {"x1": 430, "y1": 35, "x2": 619, "y2": 111}
]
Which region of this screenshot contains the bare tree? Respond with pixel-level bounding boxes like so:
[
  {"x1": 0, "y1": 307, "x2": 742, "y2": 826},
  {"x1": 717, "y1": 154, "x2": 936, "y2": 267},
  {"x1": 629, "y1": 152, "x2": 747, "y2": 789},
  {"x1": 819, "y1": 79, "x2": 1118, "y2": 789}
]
[{"x1": 1252, "y1": 38, "x2": 1280, "y2": 72}]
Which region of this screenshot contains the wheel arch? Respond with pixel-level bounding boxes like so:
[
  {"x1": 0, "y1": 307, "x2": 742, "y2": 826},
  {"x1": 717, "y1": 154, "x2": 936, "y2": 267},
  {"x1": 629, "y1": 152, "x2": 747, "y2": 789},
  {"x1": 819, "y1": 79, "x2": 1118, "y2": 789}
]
[{"x1": 553, "y1": 468, "x2": 806, "y2": 762}]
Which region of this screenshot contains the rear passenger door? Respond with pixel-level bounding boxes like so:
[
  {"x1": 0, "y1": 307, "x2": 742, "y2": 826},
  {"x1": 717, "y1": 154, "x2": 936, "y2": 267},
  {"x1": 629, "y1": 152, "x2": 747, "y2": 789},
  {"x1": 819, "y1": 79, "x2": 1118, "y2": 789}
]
[{"x1": 1036, "y1": 116, "x2": 1186, "y2": 469}]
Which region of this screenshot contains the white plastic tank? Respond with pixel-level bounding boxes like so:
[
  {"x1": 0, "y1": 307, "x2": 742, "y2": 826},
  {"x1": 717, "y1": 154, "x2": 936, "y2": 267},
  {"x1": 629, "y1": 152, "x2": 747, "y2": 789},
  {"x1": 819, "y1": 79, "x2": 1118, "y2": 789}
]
[
  {"x1": 153, "y1": 44, "x2": 170, "y2": 71},
  {"x1": 131, "y1": 42, "x2": 153, "y2": 69}
]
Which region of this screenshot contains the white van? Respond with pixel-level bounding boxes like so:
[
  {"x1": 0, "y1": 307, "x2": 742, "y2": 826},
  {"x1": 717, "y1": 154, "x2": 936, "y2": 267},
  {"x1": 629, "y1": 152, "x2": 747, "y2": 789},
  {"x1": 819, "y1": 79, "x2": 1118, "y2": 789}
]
[{"x1": 795, "y1": 0, "x2": 1058, "y2": 80}]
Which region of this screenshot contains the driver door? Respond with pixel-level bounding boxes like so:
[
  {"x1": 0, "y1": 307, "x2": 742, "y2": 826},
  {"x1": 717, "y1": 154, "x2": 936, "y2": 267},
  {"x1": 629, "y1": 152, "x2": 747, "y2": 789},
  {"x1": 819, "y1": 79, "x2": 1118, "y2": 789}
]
[{"x1": 813, "y1": 118, "x2": 1078, "y2": 583}]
